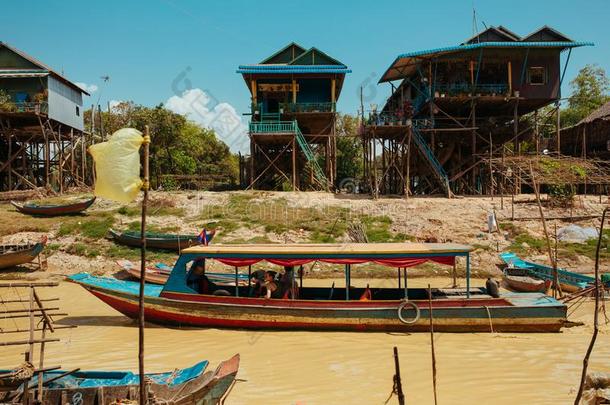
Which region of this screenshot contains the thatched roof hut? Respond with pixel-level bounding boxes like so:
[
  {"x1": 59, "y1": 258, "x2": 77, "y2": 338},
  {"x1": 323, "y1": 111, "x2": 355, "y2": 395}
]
[{"x1": 561, "y1": 101, "x2": 610, "y2": 159}]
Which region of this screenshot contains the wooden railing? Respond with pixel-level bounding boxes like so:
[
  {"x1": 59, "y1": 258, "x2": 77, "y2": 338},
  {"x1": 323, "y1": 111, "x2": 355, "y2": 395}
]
[
  {"x1": 249, "y1": 121, "x2": 297, "y2": 134},
  {"x1": 0, "y1": 101, "x2": 49, "y2": 114}
]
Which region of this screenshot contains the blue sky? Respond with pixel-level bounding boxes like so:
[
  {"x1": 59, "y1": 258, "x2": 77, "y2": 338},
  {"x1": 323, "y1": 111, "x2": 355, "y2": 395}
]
[{"x1": 1, "y1": 0, "x2": 608, "y2": 148}]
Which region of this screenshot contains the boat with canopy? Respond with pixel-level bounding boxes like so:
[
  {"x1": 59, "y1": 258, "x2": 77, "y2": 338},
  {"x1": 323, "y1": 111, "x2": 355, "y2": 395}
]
[{"x1": 70, "y1": 242, "x2": 568, "y2": 333}]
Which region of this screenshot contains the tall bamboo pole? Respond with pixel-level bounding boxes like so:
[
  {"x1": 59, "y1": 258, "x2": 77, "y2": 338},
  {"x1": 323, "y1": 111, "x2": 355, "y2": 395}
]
[
  {"x1": 530, "y1": 164, "x2": 560, "y2": 298},
  {"x1": 138, "y1": 126, "x2": 150, "y2": 404},
  {"x1": 574, "y1": 208, "x2": 608, "y2": 404}
]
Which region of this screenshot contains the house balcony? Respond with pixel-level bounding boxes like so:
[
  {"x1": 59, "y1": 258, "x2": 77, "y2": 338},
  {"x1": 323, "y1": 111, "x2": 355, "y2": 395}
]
[
  {"x1": 250, "y1": 102, "x2": 335, "y2": 117},
  {"x1": 433, "y1": 83, "x2": 509, "y2": 97},
  {"x1": 249, "y1": 120, "x2": 297, "y2": 134},
  {"x1": 280, "y1": 102, "x2": 335, "y2": 113},
  {"x1": 0, "y1": 101, "x2": 48, "y2": 115}
]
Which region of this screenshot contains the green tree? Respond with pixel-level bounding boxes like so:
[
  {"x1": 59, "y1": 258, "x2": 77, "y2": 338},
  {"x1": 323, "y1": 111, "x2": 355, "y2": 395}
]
[
  {"x1": 85, "y1": 102, "x2": 239, "y2": 189},
  {"x1": 562, "y1": 64, "x2": 610, "y2": 126},
  {"x1": 335, "y1": 113, "x2": 363, "y2": 184}
]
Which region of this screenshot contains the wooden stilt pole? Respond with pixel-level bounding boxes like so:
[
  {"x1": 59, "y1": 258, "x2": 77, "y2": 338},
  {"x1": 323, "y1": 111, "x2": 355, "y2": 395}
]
[
  {"x1": 393, "y1": 347, "x2": 405, "y2": 405},
  {"x1": 138, "y1": 126, "x2": 150, "y2": 404}
]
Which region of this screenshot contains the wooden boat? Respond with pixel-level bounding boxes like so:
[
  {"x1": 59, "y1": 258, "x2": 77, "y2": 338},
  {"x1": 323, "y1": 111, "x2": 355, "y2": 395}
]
[
  {"x1": 70, "y1": 243, "x2": 568, "y2": 333},
  {"x1": 1, "y1": 355, "x2": 239, "y2": 405},
  {"x1": 118, "y1": 259, "x2": 249, "y2": 286},
  {"x1": 108, "y1": 229, "x2": 204, "y2": 251},
  {"x1": 11, "y1": 197, "x2": 96, "y2": 216},
  {"x1": 503, "y1": 267, "x2": 551, "y2": 293},
  {"x1": 0, "y1": 237, "x2": 46, "y2": 270},
  {"x1": 500, "y1": 252, "x2": 595, "y2": 293}
]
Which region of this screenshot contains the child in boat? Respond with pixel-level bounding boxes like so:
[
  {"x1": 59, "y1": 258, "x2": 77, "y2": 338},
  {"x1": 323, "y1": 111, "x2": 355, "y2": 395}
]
[{"x1": 262, "y1": 271, "x2": 281, "y2": 299}]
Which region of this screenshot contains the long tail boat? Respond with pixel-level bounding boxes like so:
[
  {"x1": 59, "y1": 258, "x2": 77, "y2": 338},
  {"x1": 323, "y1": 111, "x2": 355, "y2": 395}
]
[
  {"x1": 500, "y1": 252, "x2": 596, "y2": 293},
  {"x1": 11, "y1": 197, "x2": 96, "y2": 216},
  {"x1": 1, "y1": 355, "x2": 239, "y2": 404},
  {"x1": 70, "y1": 243, "x2": 568, "y2": 333},
  {"x1": 0, "y1": 237, "x2": 47, "y2": 270},
  {"x1": 108, "y1": 229, "x2": 204, "y2": 251},
  {"x1": 117, "y1": 259, "x2": 249, "y2": 286}
]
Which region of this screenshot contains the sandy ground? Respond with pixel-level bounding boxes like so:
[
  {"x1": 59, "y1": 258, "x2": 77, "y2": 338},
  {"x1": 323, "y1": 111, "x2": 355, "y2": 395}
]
[{"x1": 1, "y1": 191, "x2": 607, "y2": 281}]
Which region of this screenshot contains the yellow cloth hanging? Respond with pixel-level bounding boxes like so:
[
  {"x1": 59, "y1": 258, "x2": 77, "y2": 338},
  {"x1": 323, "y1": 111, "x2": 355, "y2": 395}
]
[{"x1": 88, "y1": 128, "x2": 144, "y2": 203}]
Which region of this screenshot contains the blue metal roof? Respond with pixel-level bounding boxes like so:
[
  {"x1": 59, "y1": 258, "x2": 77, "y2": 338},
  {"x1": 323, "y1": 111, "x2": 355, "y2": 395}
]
[
  {"x1": 380, "y1": 41, "x2": 594, "y2": 83},
  {"x1": 237, "y1": 65, "x2": 351, "y2": 74},
  {"x1": 395, "y1": 41, "x2": 594, "y2": 59}
]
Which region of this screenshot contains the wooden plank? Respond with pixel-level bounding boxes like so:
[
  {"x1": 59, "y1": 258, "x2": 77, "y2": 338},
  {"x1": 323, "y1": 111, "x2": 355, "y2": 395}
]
[
  {"x1": 1, "y1": 325, "x2": 76, "y2": 334},
  {"x1": 0, "y1": 307, "x2": 60, "y2": 315},
  {"x1": 0, "y1": 338, "x2": 61, "y2": 347},
  {"x1": 1, "y1": 313, "x2": 67, "y2": 320},
  {"x1": 0, "y1": 282, "x2": 59, "y2": 288}
]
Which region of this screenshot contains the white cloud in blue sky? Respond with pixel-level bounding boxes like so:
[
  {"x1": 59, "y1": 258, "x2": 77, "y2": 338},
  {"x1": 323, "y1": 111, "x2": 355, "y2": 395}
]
[
  {"x1": 75, "y1": 82, "x2": 98, "y2": 93},
  {"x1": 165, "y1": 88, "x2": 248, "y2": 153}
]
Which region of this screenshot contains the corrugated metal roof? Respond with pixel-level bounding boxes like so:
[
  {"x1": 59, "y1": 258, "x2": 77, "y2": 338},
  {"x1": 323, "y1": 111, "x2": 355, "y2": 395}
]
[
  {"x1": 0, "y1": 42, "x2": 90, "y2": 95},
  {"x1": 380, "y1": 41, "x2": 594, "y2": 83},
  {"x1": 0, "y1": 69, "x2": 49, "y2": 78},
  {"x1": 395, "y1": 41, "x2": 592, "y2": 59},
  {"x1": 237, "y1": 65, "x2": 351, "y2": 74}
]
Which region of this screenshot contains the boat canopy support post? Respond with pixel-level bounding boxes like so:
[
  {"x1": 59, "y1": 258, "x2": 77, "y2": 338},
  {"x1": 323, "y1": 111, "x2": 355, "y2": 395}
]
[
  {"x1": 234, "y1": 267, "x2": 239, "y2": 297},
  {"x1": 345, "y1": 264, "x2": 351, "y2": 300},
  {"x1": 466, "y1": 254, "x2": 470, "y2": 298},
  {"x1": 398, "y1": 267, "x2": 401, "y2": 289},
  {"x1": 403, "y1": 268, "x2": 408, "y2": 300}
]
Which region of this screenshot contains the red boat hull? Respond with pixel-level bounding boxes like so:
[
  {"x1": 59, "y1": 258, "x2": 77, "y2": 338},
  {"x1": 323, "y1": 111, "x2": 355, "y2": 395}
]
[{"x1": 79, "y1": 282, "x2": 567, "y2": 333}]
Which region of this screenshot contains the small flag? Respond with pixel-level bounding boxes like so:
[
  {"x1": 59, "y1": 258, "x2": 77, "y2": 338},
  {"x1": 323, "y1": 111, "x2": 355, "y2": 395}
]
[
  {"x1": 197, "y1": 229, "x2": 216, "y2": 245},
  {"x1": 88, "y1": 128, "x2": 145, "y2": 203}
]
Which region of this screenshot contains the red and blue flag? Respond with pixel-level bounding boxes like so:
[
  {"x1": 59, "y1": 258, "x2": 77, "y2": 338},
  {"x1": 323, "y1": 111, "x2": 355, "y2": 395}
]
[{"x1": 197, "y1": 228, "x2": 216, "y2": 245}]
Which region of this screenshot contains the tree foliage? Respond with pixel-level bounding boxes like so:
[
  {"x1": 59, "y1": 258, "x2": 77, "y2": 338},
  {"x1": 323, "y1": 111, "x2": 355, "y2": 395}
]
[
  {"x1": 334, "y1": 113, "x2": 363, "y2": 184},
  {"x1": 562, "y1": 64, "x2": 610, "y2": 126},
  {"x1": 86, "y1": 102, "x2": 239, "y2": 189}
]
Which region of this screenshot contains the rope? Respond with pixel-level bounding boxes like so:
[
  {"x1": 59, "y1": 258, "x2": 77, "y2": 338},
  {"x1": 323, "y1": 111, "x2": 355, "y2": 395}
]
[
  {"x1": 484, "y1": 305, "x2": 494, "y2": 333},
  {"x1": 384, "y1": 376, "x2": 399, "y2": 404}
]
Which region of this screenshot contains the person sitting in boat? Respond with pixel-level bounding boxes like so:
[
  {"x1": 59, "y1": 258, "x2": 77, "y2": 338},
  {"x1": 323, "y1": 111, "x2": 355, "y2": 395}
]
[
  {"x1": 278, "y1": 266, "x2": 298, "y2": 299},
  {"x1": 250, "y1": 270, "x2": 279, "y2": 297},
  {"x1": 187, "y1": 260, "x2": 218, "y2": 294},
  {"x1": 262, "y1": 271, "x2": 282, "y2": 299}
]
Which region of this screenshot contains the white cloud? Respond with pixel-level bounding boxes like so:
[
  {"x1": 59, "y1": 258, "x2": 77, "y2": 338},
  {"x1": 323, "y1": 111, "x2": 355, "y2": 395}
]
[
  {"x1": 75, "y1": 82, "x2": 98, "y2": 93},
  {"x1": 108, "y1": 99, "x2": 124, "y2": 111},
  {"x1": 165, "y1": 88, "x2": 248, "y2": 153}
]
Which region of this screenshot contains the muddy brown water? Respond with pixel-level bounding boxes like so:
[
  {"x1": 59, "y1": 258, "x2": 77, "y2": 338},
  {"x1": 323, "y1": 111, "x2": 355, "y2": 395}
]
[{"x1": 1, "y1": 277, "x2": 610, "y2": 404}]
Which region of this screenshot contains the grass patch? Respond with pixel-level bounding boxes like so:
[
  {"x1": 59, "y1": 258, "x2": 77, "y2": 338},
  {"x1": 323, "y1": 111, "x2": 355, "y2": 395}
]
[
  {"x1": 194, "y1": 193, "x2": 408, "y2": 243},
  {"x1": 57, "y1": 213, "x2": 115, "y2": 239},
  {"x1": 66, "y1": 242, "x2": 101, "y2": 258},
  {"x1": 104, "y1": 243, "x2": 177, "y2": 262},
  {"x1": 125, "y1": 221, "x2": 180, "y2": 234},
  {"x1": 117, "y1": 205, "x2": 140, "y2": 216},
  {"x1": 498, "y1": 222, "x2": 522, "y2": 238},
  {"x1": 558, "y1": 229, "x2": 610, "y2": 261},
  {"x1": 508, "y1": 233, "x2": 547, "y2": 254}
]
